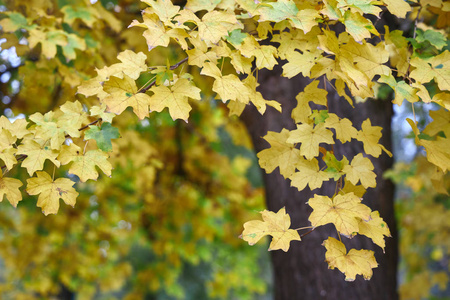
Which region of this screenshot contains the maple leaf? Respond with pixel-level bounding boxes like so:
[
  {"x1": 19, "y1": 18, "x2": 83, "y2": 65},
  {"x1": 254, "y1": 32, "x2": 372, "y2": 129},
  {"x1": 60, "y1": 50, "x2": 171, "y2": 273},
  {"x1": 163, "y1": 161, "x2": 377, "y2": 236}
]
[
  {"x1": 0, "y1": 169, "x2": 23, "y2": 208},
  {"x1": 356, "y1": 119, "x2": 392, "y2": 158},
  {"x1": 129, "y1": 13, "x2": 171, "y2": 50},
  {"x1": 238, "y1": 36, "x2": 278, "y2": 70},
  {"x1": 90, "y1": 104, "x2": 115, "y2": 123},
  {"x1": 257, "y1": 129, "x2": 303, "y2": 178},
  {"x1": 58, "y1": 144, "x2": 112, "y2": 182},
  {"x1": 343, "y1": 11, "x2": 378, "y2": 42},
  {"x1": 323, "y1": 152, "x2": 349, "y2": 180},
  {"x1": 287, "y1": 123, "x2": 334, "y2": 160},
  {"x1": 116, "y1": 50, "x2": 148, "y2": 80},
  {"x1": 29, "y1": 112, "x2": 67, "y2": 150},
  {"x1": 379, "y1": 75, "x2": 419, "y2": 106},
  {"x1": 324, "y1": 113, "x2": 358, "y2": 143},
  {"x1": 149, "y1": 78, "x2": 201, "y2": 121},
  {"x1": 201, "y1": 62, "x2": 250, "y2": 104},
  {"x1": 0, "y1": 116, "x2": 29, "y2": 139},
  {"x1": 323, "y1": 237, "x2": 378, "y2": 281},
  {"x1": 240, "y1": 207, "x2": 301, "y2": 252},
  {"x1": 198, "y1": 11, "x2": 241, "y2": 44},
  {"x1": 289, "y1": 158, "x2": 329, "y2": 191},
  {"x1": 410, "y1": 51, "x2": 450, "y2": 91},
  {"x1": 343, "y1": 153, "x2": 376, "y2": 188},
  {"x1": 85, "y1": 123, "x2": 121, "y2": 152},
  {"x1": 357, "y1": 211, "x2": 391, "y2": 251},
  {"x1": 308, "y1": 193, "x2": 371, "y2": 236},
  {"x1": 292, "y1": 80, "x2": 328, "y2": 124},
  {"x1": 103, "y1": 75, "x2": 152, "y2": 120},
  {"x1": 17, "y1": 140, "x2": 61, "y2": 176},
  {"x1": 382, "y1": 0, "x2": 411, "y2": 18},
  {"x1": 26, "y1": 171, "x2": 78, "y2": 215},
  {"x1": 282, "y1": 51, "x2": 318, "y2": 78},
  {"x1": 143, "y1": 0, "x2": 180, "y2": 23}
]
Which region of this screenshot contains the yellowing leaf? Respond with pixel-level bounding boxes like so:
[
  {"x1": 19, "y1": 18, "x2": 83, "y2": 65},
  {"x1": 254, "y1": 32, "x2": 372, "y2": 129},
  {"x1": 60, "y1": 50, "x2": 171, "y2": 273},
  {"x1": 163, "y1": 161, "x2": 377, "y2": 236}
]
[
  {"x1": 289, "y1": 158, "x2": 329, "y2": 191},
  {"x1": 198, "y1": 11, "x2": 240, "y2": 44},
  {"x1": 149, "y1": 78, "x2": 201, "y2": 121},
  {"x1": 383, "y1": 0, "x2": 411, "y2": 18},
  {"x1": 0, "y1": 116, "x2": 29, "y2": 139},
  {"x1": 343, "y1": 11, "x2": 378, "y2": 42},
  {"x1": 287, "y1": 123, "x2": 334, "y2": 160},
  {"x1": 357, "y1": 119, "x2": 392, "y2": 157},
  {"x1": 323, "y1": 237, "x2": 378, "y2": 281},
  {"x1": 129, "y1": 13, "x2": 171, "y2": 50},
  {"x1": 379, "y1": 75, "x2": 419, "y2": 106},
  {"x1": 240, "y1": 207, "x2": 301, "y2": 252},
  {"x1": 238, "y1": 36, "x2": 278, "y2": 70},
  {"x1": 201, "y1": 62, "x2": 250, "y2": 104},
  {"x1": 26, "y1": 171, "x2": 78, "y2": 215},
  {"x1": 291, "y1": 80, "x2": 328, "y2": 124},
  {"x1": 357, "y1": 211, "x2": 391, "y2": 250},
  {"x1": 343, "y1": 153, "x2": 376, "y2": 188},
  {"x1": 17, "y1": 140, "x2": 61, "y2": 176},
  {"x1": 324, "y1": 113, "x2": 358, "y2": 143},
  {"x1": 103, "y1": 75, "x2": 152, "y2": 120},
  {"x1": 282, "y1": 51, "x2": 318, "y2": 78},
  {"x1": 116, "y1": 50, "x2": 148, "y2": 80},
  {"x1": 410, "y1": 51, "x2": 450, "y2": 91},
  {"x1": 58, "y1": 144, "x2": 112, "y2": 182},
  {"x1": 308, "y1": 193, "x2": 371, "y2": 236},
  {"x1": 257, "y1": 129, "x2": 303, "y2": 178},
  {"x1": 0, "y1": 170, "x2": 22, "y2": 207}
]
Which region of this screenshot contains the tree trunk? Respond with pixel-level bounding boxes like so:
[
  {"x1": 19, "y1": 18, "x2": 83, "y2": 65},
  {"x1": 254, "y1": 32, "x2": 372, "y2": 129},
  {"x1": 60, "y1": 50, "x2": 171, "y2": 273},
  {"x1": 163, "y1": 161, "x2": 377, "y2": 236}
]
[{"x1": 241, "y1": 67, "x2": 398, "y2": 300}]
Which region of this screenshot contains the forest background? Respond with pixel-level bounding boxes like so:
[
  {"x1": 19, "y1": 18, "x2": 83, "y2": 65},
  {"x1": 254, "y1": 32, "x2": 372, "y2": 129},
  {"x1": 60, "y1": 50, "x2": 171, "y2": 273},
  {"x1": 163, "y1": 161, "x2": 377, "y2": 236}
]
[{"x1": 0, "y1": 0, "x2": 449, "y2": 299}]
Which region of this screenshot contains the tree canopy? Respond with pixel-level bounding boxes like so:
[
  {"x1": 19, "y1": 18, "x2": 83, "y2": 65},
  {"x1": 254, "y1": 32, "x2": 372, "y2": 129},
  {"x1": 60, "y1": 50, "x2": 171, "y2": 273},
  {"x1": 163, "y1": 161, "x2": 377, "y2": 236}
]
[{"x1": 0, "y1": 0, "x2": 449, "y2": 298}]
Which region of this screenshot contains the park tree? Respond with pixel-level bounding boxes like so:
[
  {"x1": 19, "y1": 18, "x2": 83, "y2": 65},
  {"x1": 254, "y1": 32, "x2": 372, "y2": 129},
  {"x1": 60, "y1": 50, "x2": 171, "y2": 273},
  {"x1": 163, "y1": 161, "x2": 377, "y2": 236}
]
[{"x1": 0, "y1": 0, "x2": 449, "y2": 299}]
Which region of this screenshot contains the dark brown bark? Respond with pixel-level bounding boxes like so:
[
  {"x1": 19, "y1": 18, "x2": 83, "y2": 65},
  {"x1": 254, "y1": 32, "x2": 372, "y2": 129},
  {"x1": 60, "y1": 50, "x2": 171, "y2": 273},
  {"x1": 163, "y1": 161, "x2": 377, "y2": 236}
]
[{"x1": 241, "y1": 67, "x2": 398, "y2": 300}]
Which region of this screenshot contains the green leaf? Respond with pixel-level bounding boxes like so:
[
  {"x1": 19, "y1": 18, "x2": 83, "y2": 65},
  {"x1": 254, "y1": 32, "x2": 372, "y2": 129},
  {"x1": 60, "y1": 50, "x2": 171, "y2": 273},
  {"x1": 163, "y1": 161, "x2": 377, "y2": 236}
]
[{"x1": 85, "y1": 123, "x2": 120, "y2": 152}]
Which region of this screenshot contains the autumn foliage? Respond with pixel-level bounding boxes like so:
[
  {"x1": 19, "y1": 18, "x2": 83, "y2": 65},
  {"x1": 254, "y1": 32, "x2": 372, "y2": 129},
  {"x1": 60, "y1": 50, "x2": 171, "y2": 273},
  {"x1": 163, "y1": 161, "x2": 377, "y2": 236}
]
[{"x1": 0, "y1": 0, "x2": 449, "y2": 298}]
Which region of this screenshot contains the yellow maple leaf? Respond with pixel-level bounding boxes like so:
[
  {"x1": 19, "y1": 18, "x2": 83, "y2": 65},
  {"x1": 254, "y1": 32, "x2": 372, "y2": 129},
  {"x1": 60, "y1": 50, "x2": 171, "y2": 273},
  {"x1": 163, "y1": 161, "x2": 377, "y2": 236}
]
[
  {"x1": 383, "y1": 0, "x2": 411, "y2": 18},
  {"x1": 292, "y1": 80, "x2": 328, "y2": 124},
  {"x1": 257, "y1": 129, "x2": 302, "y2": 178},
  {"x1": 26, "y1": 171, "x2": 78, "y2": 215},
  {"x1": 342, "y1": 153, "x2": 376, "y2": 188},
  {"x1": 324, "y1": 113, "x2": 358, "y2": 143},
  {"x1": 17, "y1": 139, "x2": 61, "y2": 176},
  {"x1": 58, "y1": 144, "x2": 112, "y2": 182},
  {"x1": 0, "y1": 116, "x2": 29, "y2": 139},
  {"x1": 287, "y1": 123, "x2": 334, "y2": 160},
  {"x1": 410, "y1": 51, "x2": 450, "y2": 91},
  {"x1": 103, "y1": 75, "x2": 152, "y2": 120},
  {"x1": 201, "y1": 62, "x2": 250, "y2": 104},
  {"x1": 238, "y1": 36, "x2": 278, "y2": 70},
  {"x1": 198, "y1": 11, "x2": 241, "y2": 44},
  {"x1": 323, "y1": 237, "x2": 378, "y2": 281},
  {"x1": 129, "y1": 13, "x2": 171, "y2": 50},
  {"x1": 357, "y1": 119, "x2": 392, "y2": 157},
  {"x1": 282, "y1": 50, "x2": 318, "y2": 78},
  {"x1": 289, "y1": 158, "x2": 329, "y2": 191},
  {"x1": 142, "y1": 0, "x2": 180, "y2": 23},
  {"x1": 341, "y1": 40, "x2": 390, "y2": 80},
  {"x1": 116, "y1": 50, "x2": 148, "y2": 80},
  {"x1": 240, "y1": 207, "x2": 301, "y2": 252},
  {"x1": 308, "y1": 193, "x2": 371, "y2": 236},
  {"x1": 0, "y1": 169, "x2": 22, "y2": 207},
  {"x1": 0, "y1": 147, "x2": 17, "y2": 170},
  {"x1": 149, "y1": 78, "x2": 201, "y2": 121},
  {"x1": 357, "y1": 211, "x2": 391, "y2": 251}
]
